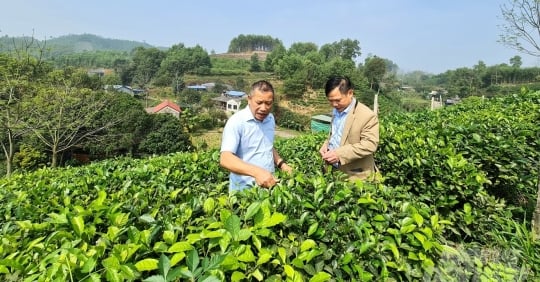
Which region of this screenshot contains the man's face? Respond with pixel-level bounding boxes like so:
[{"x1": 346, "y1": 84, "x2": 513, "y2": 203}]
[
  {"x1": 248, "y1": 89, "x2": 274, "y2": 121},
  {"x1": 327, "y1": 88, "x2": 353, "y2": 112}
]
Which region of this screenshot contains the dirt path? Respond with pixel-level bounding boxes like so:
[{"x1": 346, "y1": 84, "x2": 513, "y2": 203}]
[{"x1": 275, "y1": 128, "x2": 300, "y2": 138}]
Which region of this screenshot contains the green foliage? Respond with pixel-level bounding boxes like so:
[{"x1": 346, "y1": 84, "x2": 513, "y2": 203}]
[
  {"x1": 50, "y1": 50, "x2": 131, "y2": 68},
  {"x1": 178, "y1": 89, "x2": 202, "y2": 106},
  {"x1": 196, "y1": 110, "x2": 226, "y2": 130},
  {"x1": 249, "y1": 53, "x2": 262, "y2": 72},
  {"x1": 85, "y1": 92, "x2": 151, "y2": 157},
  {"x1": 131, "y1": 47, "x2": 166, "y2": 87},
  {"x1": 0, "y1": 148, "x2": 451, "y2": 281},
  {"x1": 0, "y1": 46, "x2": 538, "y2": 281},
  {"x1": 227, "y1": 34, "x2": 282, "y2": 53},
  {"x1": 288, "y1": 42, "x2": 319, "y2": 56},
  {"x1": 2, "y1": 88, "x2": 538, "y2": 280},
  {"x1": 138, "y1": 114, "x2": 193, "y2": 155},
  {"x1": 275, "y1": 106, "x2": 310, "y2": 132},
  {"x1": 209, "y1": 57, "x2": 250, "y2": 76},
  {"x1": 13, "y1": 144, "x2": 47, "y2": 171},
  {"x1": 46, "y1": 33, "x2": 154, "y2": 53},
  {"x1": 319, "y1": 39, "x2": 361, "y2": 61},
  {"x1": 377, "y1": 91, "x2": 540, "y2": 240},
  {"x1": 363, "y1": 56, "x2": 387, "y2": 91}
]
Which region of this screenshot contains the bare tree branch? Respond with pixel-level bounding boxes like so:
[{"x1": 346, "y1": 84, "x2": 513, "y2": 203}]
[{"x1": 499, "y1": 0, "x2": 540, "y2": 57}]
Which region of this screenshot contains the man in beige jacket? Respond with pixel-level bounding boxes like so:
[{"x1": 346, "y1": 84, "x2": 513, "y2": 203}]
[{"x1": 319, "y1": 76, "x2": 379, "y2": 181}]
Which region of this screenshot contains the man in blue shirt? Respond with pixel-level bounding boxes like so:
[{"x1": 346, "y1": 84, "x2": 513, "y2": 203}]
[{"x1": 220, "y1": 80, "x2": 292, "y2": 191}]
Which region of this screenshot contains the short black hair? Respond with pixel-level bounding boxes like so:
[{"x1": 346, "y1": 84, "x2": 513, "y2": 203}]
[
  {"x1": 324, "y1": 76, "x2": 353, "y2": 96},
  {"x1": 250, "y1": 80, "x2": 274, "y2": 96}
]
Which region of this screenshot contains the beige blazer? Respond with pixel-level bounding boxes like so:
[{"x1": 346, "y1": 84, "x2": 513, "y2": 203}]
[{"x1": 329, "y1": 100, "x2": 379, "y2": 180}]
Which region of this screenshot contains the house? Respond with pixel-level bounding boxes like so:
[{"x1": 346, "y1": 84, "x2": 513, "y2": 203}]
[
  {"x1": 212, "y1": 96, "x2": 243, "y2": 113},
  {"x1": 201, "y1": 83, "x2": 216, "y2": 91},
  {"x1": 186, "y1": 85, "x2": 207, "y2": 91},
  {"x1": 311, "y1": 114, "x2": 332, "y2": 133},
  {"x1": 87, "y1": 68, "x2": 105, "y2": 77},
  {"x1": 105, "y1": 85, "x2": 145, "y2": 97},
  {"x1": 211, "y1": 90, "x2": 247, "y2": 113},
  {"x1": 399, "y1": 86, "x2": 415, "y2": 92},
  {"x1": 145, "y1": 100, "x2": 182, "y2": 118}
]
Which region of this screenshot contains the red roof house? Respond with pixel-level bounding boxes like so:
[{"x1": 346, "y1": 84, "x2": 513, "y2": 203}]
[{"x1": 146, "y1": 100, "x2": 182, "y2": 118}]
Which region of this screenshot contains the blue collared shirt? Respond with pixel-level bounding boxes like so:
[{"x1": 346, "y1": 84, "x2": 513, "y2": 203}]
[
  {"x1": 221, "y1": 107, "x2": 275, "y2": 191},
  {"x1": 329, "y1": 98, "x2": 356, "y2": 150}
]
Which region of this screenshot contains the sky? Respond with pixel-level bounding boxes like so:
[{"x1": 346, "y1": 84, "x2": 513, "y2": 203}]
[{"x1": 1, "y1": 0, "x2": 539, "y2": 74}]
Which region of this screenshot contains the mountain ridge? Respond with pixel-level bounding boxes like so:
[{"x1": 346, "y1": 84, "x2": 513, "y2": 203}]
[{"x1": 0, "y1": 33, "x2": 161, "y2": 54}]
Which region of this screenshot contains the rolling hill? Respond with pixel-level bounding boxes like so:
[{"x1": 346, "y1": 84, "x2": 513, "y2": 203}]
[{"x1": 0, "y1": 33, "x2": 158, "y2": 56}]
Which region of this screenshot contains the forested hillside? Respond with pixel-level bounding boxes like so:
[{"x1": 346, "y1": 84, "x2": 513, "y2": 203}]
[{"x1": 0, "y1": 33, "x2": 155, "y2": 54}]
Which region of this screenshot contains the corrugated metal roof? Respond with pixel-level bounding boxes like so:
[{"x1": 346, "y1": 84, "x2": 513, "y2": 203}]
[
  {"x1": 311, "y1": 114, "x2": 332, "y2": 123},
  {"x1": 226, "y1": 90, "x2": 246, "y2": 97}
]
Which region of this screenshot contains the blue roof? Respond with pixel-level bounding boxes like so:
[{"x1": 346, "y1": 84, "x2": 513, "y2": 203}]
[{"x1": 226, "y1": 90, "x2": 246, "y2": 97}]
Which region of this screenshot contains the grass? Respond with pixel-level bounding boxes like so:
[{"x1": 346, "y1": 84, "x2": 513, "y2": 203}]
[{"x1": 191, "y1": 130, "x2": 222, "y2": 150}]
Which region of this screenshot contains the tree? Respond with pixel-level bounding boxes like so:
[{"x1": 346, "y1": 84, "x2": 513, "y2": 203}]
[
  {"x1": 0, "y1": 54, "x2": 31, "y2": 176},
  {"x1": 288, "y1": 42, "x2": 318, "y2": 56},
  {"x1": 320, "y1": 58, "x2": 358, "y2": 84},
  {"x1": 319, "y1": 39, "x2": 361, "y2": 61},
  {"x1": 274, "y1": 53, "x2": 305, "y2": 80},
  {"x1": 22, "y1": 75, "x2": 118, "y2": 167},
  {"x1": 0, "y1": 37, "x2": 51, "y2": 176},
  {"x1": 131, "y1": 47, "x2": 165, "y2": 88},
  {"x1": 138, "y1": 114, "x2": 193, "y2": 155},
  {"x1": 283, "y1": 74, "x2": 308, "y2": 99},
  {"x1": 249, "y1": 53, "x2": 261, "y2": 72},
  {"x1": 363, "y1": 56, "x2": 387, "y2": 91},
  {"x1": 446, "y1": 67, "x2": 482, "y2": 98},
  {"x1": 499, "y1": 0, "x2": 540, "y2": 57},
  {"x1": 264, "y1": 43, "x2": 286, "y2": 72},
  {"x1": 112, "y1": 58, "x2": 134, "y2": 85},
  {"x1": 228, "y1": 34, "x2": 282, "y2": 53},
  {"x1": 510, "y1": 55, "x2": 523, "y2": 68},
  {"x1": 178, "y1": 89, "x2": 202, "y2": 106},
  {"x1": 159, "y1": 44, "x2": 211, "y2": 93},
  {"x1": 84, "y1": 92, "x2": 151, "y2": 157}
]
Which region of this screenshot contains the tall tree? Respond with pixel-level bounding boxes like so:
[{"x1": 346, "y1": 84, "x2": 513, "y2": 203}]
[
  {"x1": 0, "y1": 37, "x2": 51, "y2": 176},
  {"x1": 160, "y1": 44, "x2": 211, "y2": 93},
  {"x1": 499, "y1": 0, "x2": 540, "y2": 57},
  {"x1": 22, "y1": 75, "x2": 117, "y2": 167},
  {"x1": 509, "y1": 55, "x2": 523, "y2": 68},
  {"x1": 363, "y1": 56, "x2": 387, "y2": 91},
  {"x1": 228, "y1": 34, "x2": 282, "y2": 53},
  {"x1": 249, "y1": 53, "x2": 261, "y2": 72},
  {"x1": 264, "y1": 43, "x2": 286, "y2": 72},
  {"x1": 319, "y1": 39, "x2": 361, "y2": 61},
  {"x1": 0, "y1": 54, "x2": 30, "y2": 176},
  {"x1": 84, "y1": 92, "x2": 151, "y2": 157},
  {"x1": 131, "y1": 47, "x2": 165, "y2": 88},
  {"x1": 288, "y1": 42, "x2": 318, "y2": 56},
  {"x1": 138, "y1": 113, "x2": 192, "y2": 155}
]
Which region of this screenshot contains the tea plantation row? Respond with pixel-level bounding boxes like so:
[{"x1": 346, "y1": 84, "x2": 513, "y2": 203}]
[{"x1": 0, "y1": 91, "x2": 538, "y2": 281}]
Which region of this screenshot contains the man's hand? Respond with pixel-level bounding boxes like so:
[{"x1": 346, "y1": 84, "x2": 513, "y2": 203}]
[
  {"x1": 254, "y1": 169, "x2": 278, "y2": 188},
  {"x1": 319, "y1": 143, "x2": 329, "y2": 156},
  {"x1": 280, "y1": 163, "x2": 293, "y2": 174},
  {"x1": 321, "y1": 150, "x2": 340, "y2": 165}
]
